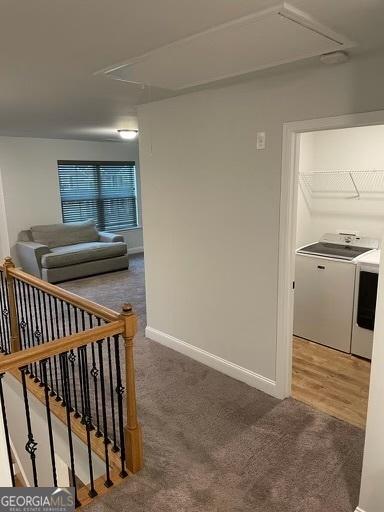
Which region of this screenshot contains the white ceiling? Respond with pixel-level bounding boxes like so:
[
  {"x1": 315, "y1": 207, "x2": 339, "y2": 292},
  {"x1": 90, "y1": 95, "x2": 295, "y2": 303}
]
[{"x1": 0, "y1": 0, "x2": 383, "y2": 141}]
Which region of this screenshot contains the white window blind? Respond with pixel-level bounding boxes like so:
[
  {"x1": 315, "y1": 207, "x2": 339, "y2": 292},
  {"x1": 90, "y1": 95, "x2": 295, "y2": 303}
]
[{"x1": 58, "y1": 160, "x2": 138, "y2": 231}]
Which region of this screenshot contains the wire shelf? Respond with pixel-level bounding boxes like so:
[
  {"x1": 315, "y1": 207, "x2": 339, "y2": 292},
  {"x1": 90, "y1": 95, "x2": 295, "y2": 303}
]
[{"x1": 299, "y1": 170, "x2": 384, "y2": 199}]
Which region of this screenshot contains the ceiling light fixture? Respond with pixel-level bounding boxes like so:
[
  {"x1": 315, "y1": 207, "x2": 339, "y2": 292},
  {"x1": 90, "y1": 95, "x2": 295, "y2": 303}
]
[{"x1": 118, "y1": 129, "x2": 138, "y2": 140}]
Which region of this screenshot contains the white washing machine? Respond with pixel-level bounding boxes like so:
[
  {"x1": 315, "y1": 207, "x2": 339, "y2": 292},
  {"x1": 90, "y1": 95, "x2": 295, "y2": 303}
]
[
  {"x1": 352, "y1": 250, "x2": 380, "y2": 360},
  {"x1": 294, "y1": 233, "x2": 378, "y2": 353}
]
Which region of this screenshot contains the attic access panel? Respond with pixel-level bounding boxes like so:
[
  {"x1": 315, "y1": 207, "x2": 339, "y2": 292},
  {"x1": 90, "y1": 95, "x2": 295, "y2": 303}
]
[{"x1": 99, "y1": 3, "x2": 355, "y2": 91}]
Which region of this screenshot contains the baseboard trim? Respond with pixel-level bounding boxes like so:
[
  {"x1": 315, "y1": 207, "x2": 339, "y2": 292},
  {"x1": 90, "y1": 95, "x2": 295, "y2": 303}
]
[
  {"x1": 128, "y1": 246, "x2": 144, "y2": 255},
  {"x1": 145, "y1": 326, "x2": 278, "y2": 397},
  {"x1": 355, "y1": 507, "x2": 366, "y2": 512}
]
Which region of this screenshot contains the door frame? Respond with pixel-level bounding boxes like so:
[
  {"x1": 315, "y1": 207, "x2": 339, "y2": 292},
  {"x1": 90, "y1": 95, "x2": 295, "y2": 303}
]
[{"x1": 275, "y1": 109, "x2": 384, "y2": 399}]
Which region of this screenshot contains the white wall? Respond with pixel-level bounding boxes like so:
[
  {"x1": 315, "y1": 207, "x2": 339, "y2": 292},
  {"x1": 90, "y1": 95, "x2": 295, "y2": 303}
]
[
  {"x1": 139, "y1": 51, "x2": 384, "y2": 511},
  {"x1": 297, "y1": 126, "x2": 384, "y2": 245},
  {"x1": 359, "y1": 244, "x2": 384, "y2": 512},
  {"x1": 311, "y1": 125, "x2": 384, "y2": 170},
  {"x1": 0, "y1": 137, "x2": 144, "y2": 259},
  {"x1": 0, "y1": 171, "x2": 9, "y2": 259},
  {"x1": 139, "y1": 50, "x2": 384, "y2": 386}
]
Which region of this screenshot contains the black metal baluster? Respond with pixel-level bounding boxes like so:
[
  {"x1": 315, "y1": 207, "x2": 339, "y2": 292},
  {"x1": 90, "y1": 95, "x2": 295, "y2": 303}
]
[
  {"x1": 107, "y1": 337, "x2": 118, "y2": 450},
  {"x1": 78, "y1": 346, "x2": 98, "y2": 498},
  {"x1": 40, "y1": 359, "x2": 58, "y2": 487},
  {"x1": 0, "y1": 373, "x2": 16, "y2": 486},
  {"x1": 27, "y1": 284, "x2": 38, "y2": 377},
  {"x1": 59, "y1": 300, "x2": 68, "y2": 406},
  {"x1": 33, "y1": 287, "x2": 43, "y2": 381},
  {"x1": 42, "y1": 292, "x2": 50, "y2": 343},
  {"x1": 74, "y1": 306, "x2": 79, "y2": 334},
  {"x1": 59, "y1": 352, "x2": 81, "y2": 508},
  {"x1": 20, "y1": 366, "x2": 38, "y2": 486},
  {"x1": 0, "y1": 274, "x2": 6, "y2": 353},
  {"x1": 17, "y1": 281, "x2": 28, "y2": 353},
  {"x1": 31, "y1": 287, "x2": 41, "y2": 381},
  {"x1": 41, "y1": 292, "x2": 49, "y2": 344},
  {"x1": 66, "y1": 304, "x2": 79, "y2": 417},
  {"x1": 14, "y1": 280, "x2": 25, "y2": 351},
  {"x1": 4, "y1": 272, "x2": 12, "y2": 354},
  {"x1": 72, "y1": 309, "x2": 82, "y2": 423},
  {"x1": 4, "y1": 276, "x2": 12, "y2": 354},
  {"x1": 113, "y1": 334, "x2": 127, "y2": 478},
  {"x1": 23, "y1": 283, "x2": 34, "y2": 375},
  {"x1": 66, "y1": 304, "x2": 72, "y2": 336},
  {"x1": 0, "y1": 301, "x2": 5, "y2": 353},
  {"x1": 96, "y1": 339, "x2": 113, "y2": 487},
  {"x1": 53, "y1": 298, "x2": 61, "y2": 401},
  {"x1": 0, "y1": 273, "x2": 8, "y2": 345},
  {"x1": 72, "y1": 306, "x2": 81, "y2": 418},
  {"x1": 10, "y1": 278, "x2": 22, "y2": 352},
  {"x1": 13, "y1": 280, "x2": 22, "y2": 350},
  {"x1": 13, "y1": 279, "x2": 23, "y2": 350},
  {"x1": 61, "y1": 299, "x2": 67, "y2": 338},
  {"x1": 41, "y1": 293, "x2": 54, "y2": 391},
  {"x1": 0, "y1": 272, "x2": 10, "y2": 354},
  {"x1": 48, "y1": 295, "x2": 58, "y2": 397},
  {"x1": 89, "y1": 315, "x2": 101, "y2": 437},
  {"x1": 37, "y1": 289, "x2": 44, "y2": 340},
  {"x1": 40, "y1": 291, "x2": 52, "y2": 384},
  {"x1": 28, "y1": 285, "x2": 39, "y2": 382},
  {"x1": 78, "y1": 311, "x2": 87, "y2": 424},
  {"x1": 37, "y1": 290, "x2": 46, "y2": 387}
]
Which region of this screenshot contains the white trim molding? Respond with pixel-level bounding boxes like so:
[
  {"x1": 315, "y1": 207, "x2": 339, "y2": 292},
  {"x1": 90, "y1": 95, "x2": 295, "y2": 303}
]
[
  {"x1": 128, "y1": 246, "x2": 144, "y2": 255},
  {"x1": 355, "y1": 507, "x2": 366, "y2": 512},
  {"x1": 145, "y1": 326, "x2": 278, "y2": 397}
]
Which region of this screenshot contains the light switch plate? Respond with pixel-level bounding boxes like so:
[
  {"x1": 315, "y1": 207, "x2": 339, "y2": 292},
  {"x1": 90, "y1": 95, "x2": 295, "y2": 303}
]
[{"x1": 257, "y1": 131, "x2": 266, "y2": 150}]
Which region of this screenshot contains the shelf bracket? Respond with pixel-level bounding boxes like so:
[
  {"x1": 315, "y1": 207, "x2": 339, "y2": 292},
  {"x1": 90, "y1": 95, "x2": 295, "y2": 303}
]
[{"x1": 348, "y1": 172, "x2": 360, "y2": 200}]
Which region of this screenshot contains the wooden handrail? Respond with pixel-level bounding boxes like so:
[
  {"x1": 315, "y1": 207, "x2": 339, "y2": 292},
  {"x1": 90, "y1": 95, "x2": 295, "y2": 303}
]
[
  {"x1": 0, "y1": 321, "x2": 124, "y2": 373},
  {"x1": 6, "y1": 263, "x2": 120, "y2": 322},
  {"x1": 0, "y1": 257, "x2": 144, "y2": 478}
]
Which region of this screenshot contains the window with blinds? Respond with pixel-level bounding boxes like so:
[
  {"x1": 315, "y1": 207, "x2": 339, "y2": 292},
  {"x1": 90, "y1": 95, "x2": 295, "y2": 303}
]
[{"x1": 57, "y1": 160, "x2": 138, "y2": 231}]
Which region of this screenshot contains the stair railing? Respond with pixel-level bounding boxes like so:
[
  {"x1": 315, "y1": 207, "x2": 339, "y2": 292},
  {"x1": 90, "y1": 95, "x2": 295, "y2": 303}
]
[{"x1": 0, "y1": 257, "x2": 143, "y2": 504}]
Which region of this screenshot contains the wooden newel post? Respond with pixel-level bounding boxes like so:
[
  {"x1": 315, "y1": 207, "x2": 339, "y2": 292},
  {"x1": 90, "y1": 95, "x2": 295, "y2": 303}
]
[
  {"x1": 120, "y1": 303, "x2": 143, "y2": 473},
  {"x1": 3, "y1": 257, "x2": 21, "y2": 353}
]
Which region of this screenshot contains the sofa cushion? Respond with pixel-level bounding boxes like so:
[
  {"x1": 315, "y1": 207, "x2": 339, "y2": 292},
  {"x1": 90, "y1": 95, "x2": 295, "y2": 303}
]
[
  {"x1": 18, "y1": 230, "x2": 33, "y2": 242},
  {"x1": 31, "y1": 220, "x2": 99, "y2": 248},
  {"x1": 41, "y1": 241, "x2": 127, "y2": 269}
]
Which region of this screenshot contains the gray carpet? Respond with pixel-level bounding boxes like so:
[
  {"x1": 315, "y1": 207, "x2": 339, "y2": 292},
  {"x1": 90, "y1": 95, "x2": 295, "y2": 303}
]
[{"x1": 61, "y1": 254, "x2": 364, "y2": 512}]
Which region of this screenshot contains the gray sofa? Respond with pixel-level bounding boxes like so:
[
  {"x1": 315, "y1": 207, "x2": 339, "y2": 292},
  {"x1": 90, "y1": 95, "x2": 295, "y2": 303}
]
[{"x1": 16, "y1": 220, "x2": 129, "y2": 283}]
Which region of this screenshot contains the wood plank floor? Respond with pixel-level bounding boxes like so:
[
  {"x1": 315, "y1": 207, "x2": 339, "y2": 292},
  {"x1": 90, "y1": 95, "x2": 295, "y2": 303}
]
[{"x1": 292, "y1": 336, "x2": 371, "y2": 429}]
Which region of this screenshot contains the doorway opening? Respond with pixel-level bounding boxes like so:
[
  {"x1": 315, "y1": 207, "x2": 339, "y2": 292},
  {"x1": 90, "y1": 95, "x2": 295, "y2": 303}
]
[
  {"x1": 290, "y1": 123, "x2": 384, "y2": 426},
  {"x1": 277, "y1": 111, "x2": 384, "y2": 430}
]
